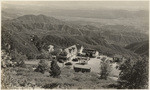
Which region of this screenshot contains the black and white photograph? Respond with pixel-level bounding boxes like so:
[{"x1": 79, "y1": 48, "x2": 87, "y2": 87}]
[{"x1": 1, "y1": 1, "x2": 149, "y2": 89}]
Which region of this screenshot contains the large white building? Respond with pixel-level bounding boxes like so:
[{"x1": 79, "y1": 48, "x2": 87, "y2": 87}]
[{"x1": 58, "y1": 44, "x2": 84, "y2": 60}]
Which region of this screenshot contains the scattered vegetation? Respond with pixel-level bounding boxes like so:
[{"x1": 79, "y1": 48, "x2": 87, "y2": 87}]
[
  {"x1": 2, "y1": 49, "x2": 27, "y2": 68},
  {"x1": 10, "y1": 50, "x2": 27, "y2": 67},
  {"x1": 2, "y1": 64, "x2": 116, "y2": 89}
]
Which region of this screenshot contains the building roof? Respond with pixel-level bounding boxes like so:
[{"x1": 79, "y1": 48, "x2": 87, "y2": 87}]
[
  {"x1": 74, "y1": 65, "x2": 91, "y2": 69},
  {"x1": 82, "y1": 48, "x2": 96, "y2": 53}
]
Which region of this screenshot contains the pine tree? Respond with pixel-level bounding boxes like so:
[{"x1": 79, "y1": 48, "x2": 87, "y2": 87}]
[
  {"x1": 100, "y1": 61, "x2": 110, "y2": 80},
  {"x1": 50, "y1": 60, "x2": 61, "y2": 77}
]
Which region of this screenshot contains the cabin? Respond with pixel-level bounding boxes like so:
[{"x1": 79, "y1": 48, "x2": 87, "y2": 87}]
[
  {"x1": 82, "y1": 49, "x2": 99, "y2": 58},
  {"x1": 74, "y1": 65, "x2": 91, "y2": 73}
]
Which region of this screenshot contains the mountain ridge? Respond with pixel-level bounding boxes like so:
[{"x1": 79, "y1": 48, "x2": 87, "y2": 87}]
[{"x1": 2, "y1": 14, "x2": 142, "y2": 59}]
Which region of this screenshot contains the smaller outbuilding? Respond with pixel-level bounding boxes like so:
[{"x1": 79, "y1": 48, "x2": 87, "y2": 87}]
[{"x1": 74, "y1": 65, "x2": 91, "y2": 73}]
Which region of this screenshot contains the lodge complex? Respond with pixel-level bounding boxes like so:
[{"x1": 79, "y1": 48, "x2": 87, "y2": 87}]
[{"x1": 50, "y1": 44, "x2": 126, "y2": 73}]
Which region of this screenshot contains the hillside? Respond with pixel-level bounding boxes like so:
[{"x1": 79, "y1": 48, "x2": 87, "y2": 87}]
[
  {"x1": 2, "y1": 14, "x2": 140, "y2": 59},
  {"x1": 100, "y1": 25, "x2": 148, "y2": 46},
  {"x1": 125, "y1": 41, "x2": 149, "y2": 56}
]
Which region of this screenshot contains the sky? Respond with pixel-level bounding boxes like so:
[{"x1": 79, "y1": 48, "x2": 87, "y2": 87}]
[{"x1": 2, "y1": 1, "x2": 149, "y2": 11}]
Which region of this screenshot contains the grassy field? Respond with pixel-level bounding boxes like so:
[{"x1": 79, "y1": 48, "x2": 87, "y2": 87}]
[{"x1": 2, "y1": 60, "x2": 117, "y2": 89}]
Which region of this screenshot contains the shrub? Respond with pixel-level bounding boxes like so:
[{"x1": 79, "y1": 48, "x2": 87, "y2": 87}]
[
  {"x1": 36, "y1": 54, "x2": 45, "y2": 59},
  {"x1": 51, "y1": 50, "x2": 61, "y2": 56},
  {"x1": 72, "y1": 58, "x2": 78, "y2": 62},
  {"x1": 35, "y1": 60, "x2": 49, "y2": 74},
  {"x1": 1, "y1": 50, "x2": 12, "y2": 68},
  {"x1": 26, "y1": 53, "x2": 37, "y2": 59},
  {"x1": 42, "y1": 83, "x2": 60, "y2": 89},
  {"x1": 65, "y1": 62, "x2": 72, "y2": 65},
  {"x1": 50, "y1": 60, "x2": 61, "y2": 77},
  {"x1": 37, "y1": 49, "x2": 51, "y2": 59}
]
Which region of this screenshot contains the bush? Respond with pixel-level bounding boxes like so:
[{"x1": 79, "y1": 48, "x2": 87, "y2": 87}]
[
  {"x1": 1, "y1": 50, "x2": 12, "y2": 68},
  {"x1": 42, "y1": 83, "x2": 60, "y2": 89},
  {"x1": 65, "y1": 62, "x2": 72, "y2": 65},
  {"x1": 16, "y1": 60, "x2": 26, "y2": 67},
  {"x1": 50, "y1": 60, "x2": 61, "y2": 77},
  {"x1": 72, "y1": 58, "x2": 78, "y2": 62},
  {"x1": 35, "y1": 60, "x2": 49, "y2": 74},
  {"x1": 26, "y1": 53, "x2": 37, "y2": 59},
  {"x1": 51, "y1": 50, "x2": 61, "y2": 56},
  {"x1": 36, "y1": 49, "x2": 53, "y2": 60}
]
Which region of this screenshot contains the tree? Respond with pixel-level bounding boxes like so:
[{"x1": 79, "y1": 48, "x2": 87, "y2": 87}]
[
  {"x1": 50, "y1": 60, "x2": 61, "y2": 77},
  {"x1": 100, "y1": 61, "x2": 110, "y2": 80},
  {"x1": 118, "y1": 57, "x2": 148, "y2": 89},
  {"x1": 118, "y1": 58, "x2": 132, "y2": 88},
  {"x1": 30, "y1": 35, "x2": 42, "y2": 51},
  {"x1": 35, "y1": 60, "x2": 48, "y2": 74},
  {"x1": 10, "y1": 49, "x2": 27, "y2": 67}
]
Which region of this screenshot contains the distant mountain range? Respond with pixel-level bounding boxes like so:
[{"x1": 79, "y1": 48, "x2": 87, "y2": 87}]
[{"x1": 2, "y1": 14, "x2": 148, "y2": 59}]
